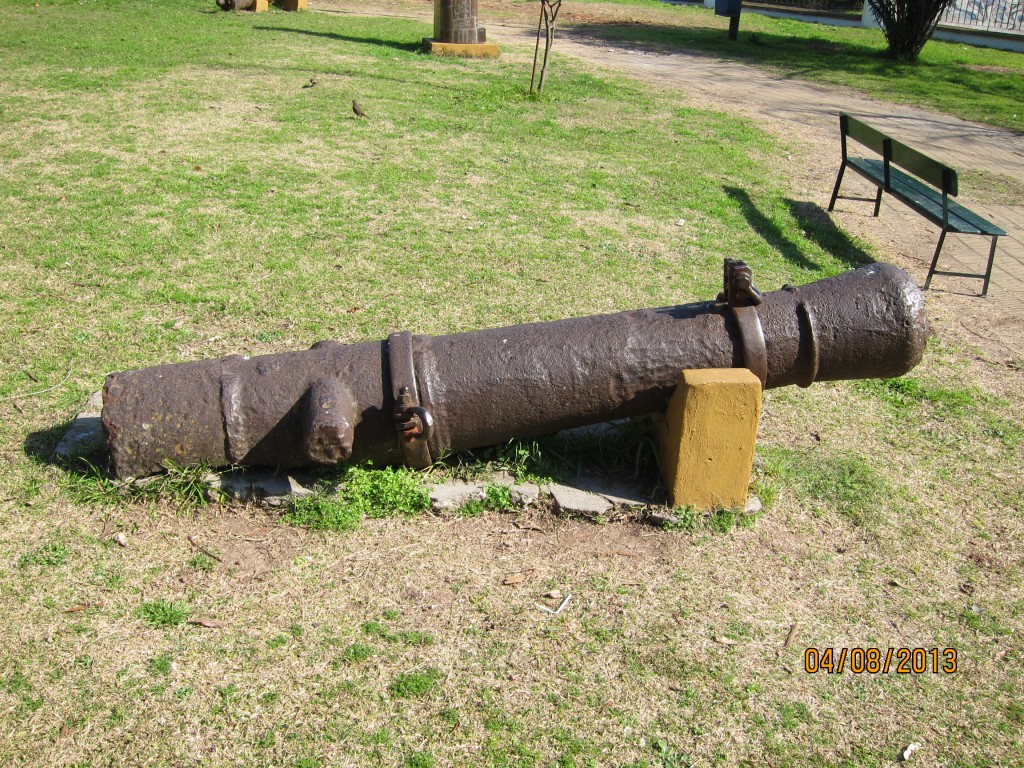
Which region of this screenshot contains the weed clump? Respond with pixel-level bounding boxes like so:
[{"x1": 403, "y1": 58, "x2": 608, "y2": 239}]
[
  {"x1": 343, "y1": 466, "x2": 430, "y2": 518},
  {"x1": 857, "y1": 376, "x2": 980, "y2": 415},
  {"x1": 62, "y1": 459, "x2": 219, "y2": 514},
  {"x1": 16, "y1": 541, "x2": 69, "y2": 568},
  {"x1": 338, "y1": 642, "x2": 374, "y2": 664},
  {"x1": 281, "y1": 465, "x2": 429, "y2": 532},
  {"x1": 456, "y1": 483, "x2": 516, "y2": 517},
  {"x1": 281, "y1": 494, "x2": 362, "y2": 532},
  {"x1": 661, "y1": 505, "x2": 760, "y2": 534},
  {"x1": 389, "y1": 668, "x2": 442, "y2": 699},
  {"x1": 137, "y1": 599, "x2": 190, "y2": 628},
  {"x1": 187, "y1": 553, "x2": 217, "y2": 572},
  {"x1": 405, "y1": 752, "x2": 436, "y2": 768},
  {"x1": 361, "y1": 620, "x2": 435, "y2": 646}
]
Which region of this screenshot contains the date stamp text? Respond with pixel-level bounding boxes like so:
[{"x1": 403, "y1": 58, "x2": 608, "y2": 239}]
[{"x1": 804, "y1": 647, "x2": 957, "y2": 674}]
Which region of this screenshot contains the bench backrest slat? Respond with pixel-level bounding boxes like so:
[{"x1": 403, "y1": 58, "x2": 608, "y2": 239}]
[
  {"x1": 889, "y1": 140, "x2": 958, "y2": 197},
  {"x1": 840, "y1": 114, "x2": 889, "y2": 157},
  {"x1": 839, "y1": 113, "x2": 959, "y2": 198}
]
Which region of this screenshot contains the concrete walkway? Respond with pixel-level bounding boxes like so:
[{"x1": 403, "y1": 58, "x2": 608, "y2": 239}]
[{"x1": 316, "y1": 1, "x2": 1024, "y2": 320}]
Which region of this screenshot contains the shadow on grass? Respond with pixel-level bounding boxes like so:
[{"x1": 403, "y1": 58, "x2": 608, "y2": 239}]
[
  {"x1": 254, "y1": 25, "x2": 423, "y2": 53},
  {"x1": 24, "y1": 422, "x2": 75, "y2": 465},
  {"x1": 787, "y1": 199, "x2": 874, "y2": 268},
  {"x1": 25, "y1": 413, "x2": 111, "y2": 479},
  {"x1": 562, "y1": 22, "x2": 889, "y2": 75},
  {"x1": 724, "y1": 187, "x2": 874, "y2": 269},
  {"x1": 562, "y1": 20, "x2": 1023, "y2": 134},
  {"x1": 724, "y1": 186, "x2": 819, "y2": 269}
]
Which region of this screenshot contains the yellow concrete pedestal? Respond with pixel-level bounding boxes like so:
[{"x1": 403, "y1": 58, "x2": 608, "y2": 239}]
[
  {"x1": 422, "y1": 39, "x2": 500, "y2": 57},
  {"x1": 246, "y1": 0, "x2": 269, "y2": 11},
  {"x1": 660, "y1": 368, "x2": 762, "y2": 510},
  {"x1": 276, "y1": 0, "x2": 307, "y2": 10}
]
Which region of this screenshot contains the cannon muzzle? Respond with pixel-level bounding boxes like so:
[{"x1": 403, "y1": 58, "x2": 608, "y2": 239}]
[{"x1": 102, "y1": 261, "x2": 926, "y2": 479}]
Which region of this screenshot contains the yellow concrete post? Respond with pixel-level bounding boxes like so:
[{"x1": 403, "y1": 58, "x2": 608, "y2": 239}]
[
  {"x1": 422, "y1": 41, "x2": 500, "y2": 57},
  {"x1": 660, "y1": 368, "x2": 762, "y2": 510}
]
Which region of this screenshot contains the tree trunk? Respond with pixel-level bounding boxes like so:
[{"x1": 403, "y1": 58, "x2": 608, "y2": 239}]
[{"x1": 867, "y1": 0, "x2": 955, "y2": 61}]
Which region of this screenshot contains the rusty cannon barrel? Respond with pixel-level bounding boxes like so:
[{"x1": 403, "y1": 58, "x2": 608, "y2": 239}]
[{"x1": 102, "y1": 261, "x2": 926, "y2": 479}]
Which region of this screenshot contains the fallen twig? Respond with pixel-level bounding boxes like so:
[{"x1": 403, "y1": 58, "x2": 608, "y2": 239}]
[
  {"x1": 187, "y1": 535, "x2": 223, "y2": 563},
  {"x1": 0, "y1": 368, "x2": 72, "y2": 403},
  {"x1": 783, "y1": 622, "x2": 800, "y2": 649}
]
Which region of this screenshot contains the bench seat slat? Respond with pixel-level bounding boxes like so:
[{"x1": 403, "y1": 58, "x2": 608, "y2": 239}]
[
  {"x1": 847, "y1": 156, "x2": 885, "y2": 184},
  {"x1": 844, "y1": 157, "x2": 1006, "y2": 236}
]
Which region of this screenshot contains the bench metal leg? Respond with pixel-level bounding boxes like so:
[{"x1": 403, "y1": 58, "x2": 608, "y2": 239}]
[
  {"x1": 981, "y1": 235, "x2": 999, "y2": 298},
  {"x1": 872, "y1": 186, "x2": 884, "y2": 217},
  {"x1": 828, "y1": 163, "x2": 846, "y2": 212},
  {"x1": 924, "y1": 229, "x2": 948, "y2": 291}
]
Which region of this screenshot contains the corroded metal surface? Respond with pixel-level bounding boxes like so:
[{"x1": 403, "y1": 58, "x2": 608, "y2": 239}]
[
  {"x1": 215, "y1": 0, "x2": 256, "y2": 10},
  {"x1": 102, "y1": 262, "x2": 927, "y2": 479}
]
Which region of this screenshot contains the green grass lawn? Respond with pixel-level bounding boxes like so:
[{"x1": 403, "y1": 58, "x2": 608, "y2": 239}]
[
  {"x1": 0, "y1": 0, "x2": 874, "y2": 409},
  {"x1": 1, "y1": 2, "x2": 1022, "y2": 767}
]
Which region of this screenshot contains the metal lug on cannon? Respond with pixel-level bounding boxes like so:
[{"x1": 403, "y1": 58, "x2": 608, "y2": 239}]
[{"x1": 303, "y1": 379, "x2": 355, "y2": 464}]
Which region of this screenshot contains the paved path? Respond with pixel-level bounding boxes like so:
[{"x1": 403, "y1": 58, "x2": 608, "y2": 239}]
[{"x1": 316, "y1": 2, "x2": 1024, "y2": 318}]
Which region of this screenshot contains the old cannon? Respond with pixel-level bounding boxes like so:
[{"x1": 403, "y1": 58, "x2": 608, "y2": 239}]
[
  {"x1": 215, "y1": 0, "x2": 257, "y2": 10},
  {"x1": 102, "y1": 261, "x2": 927, "y2": 479}
]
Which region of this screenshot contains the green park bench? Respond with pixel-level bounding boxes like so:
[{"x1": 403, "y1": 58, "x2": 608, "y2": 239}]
[{"x1": 828, "y1": 113, "x2": 1005, "y2": 297}]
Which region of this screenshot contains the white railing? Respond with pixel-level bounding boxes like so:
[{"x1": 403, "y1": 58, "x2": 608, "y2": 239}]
[{"x1": 942, "y1": 0, "x2": 1024, "y2": 32}]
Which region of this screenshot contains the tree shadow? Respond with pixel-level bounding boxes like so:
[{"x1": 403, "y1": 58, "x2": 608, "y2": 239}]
[
  {"x1": 560, "y1": 22, "x2": 889, "y2": 77},
  {"x1": 223, "y1": 58, "x2": 464, "y2": 92},
  {"x1": 254, "y1": 25, "x2": 423, "y2": 53}
]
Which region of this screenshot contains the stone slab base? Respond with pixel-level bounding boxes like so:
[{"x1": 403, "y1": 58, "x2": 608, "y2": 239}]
[
  {"x1": 659, "y1": 368, "x2": 762, "y2": 510},
  {"x1": 422, "y1": 39, "x2": 500, "y2": 58}
]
